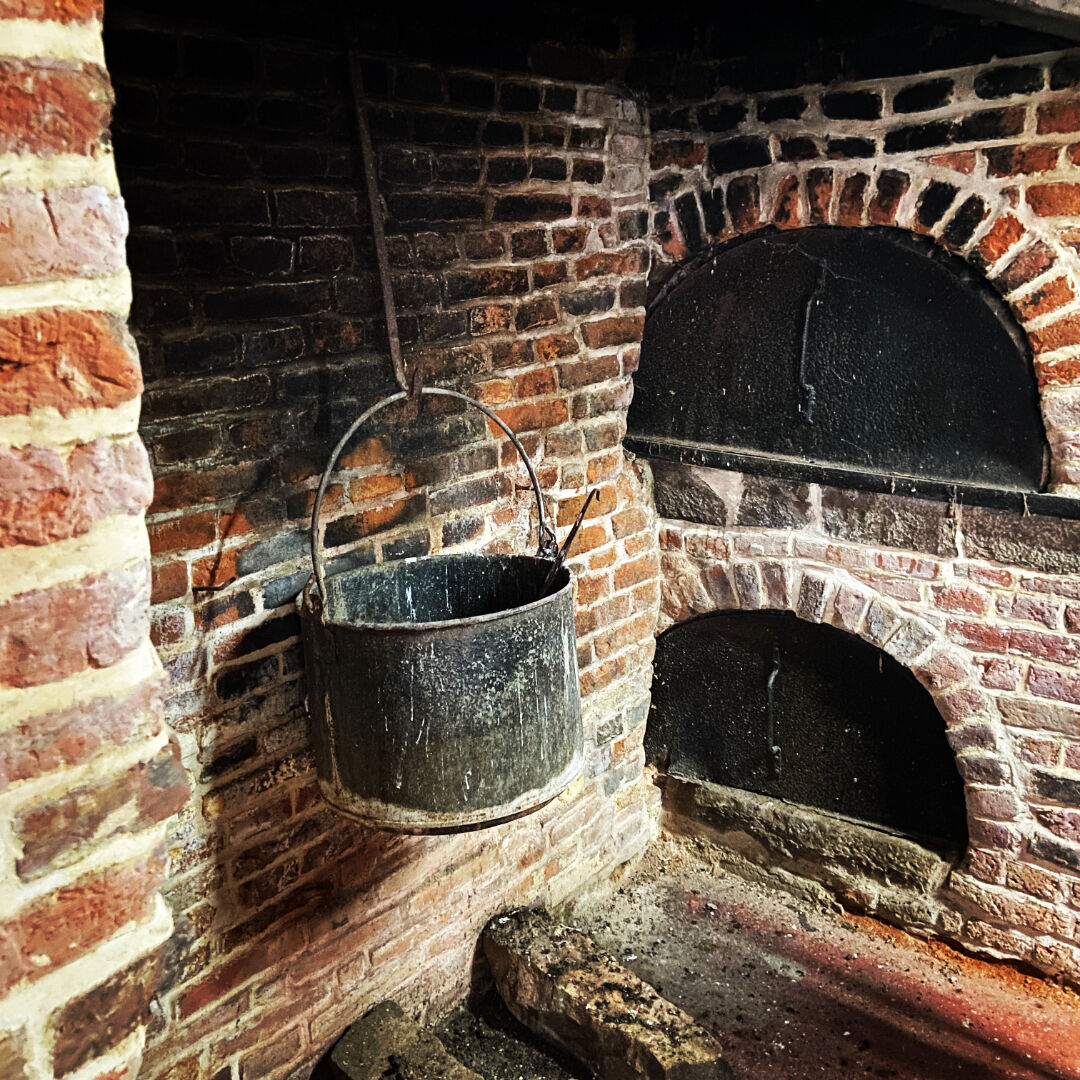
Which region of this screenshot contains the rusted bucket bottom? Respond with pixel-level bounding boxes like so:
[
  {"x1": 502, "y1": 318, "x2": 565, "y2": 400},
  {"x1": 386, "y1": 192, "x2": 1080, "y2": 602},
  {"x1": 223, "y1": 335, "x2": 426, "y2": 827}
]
[{"x1": 316, "y1": 750, "x2": 583, "y2": 834}]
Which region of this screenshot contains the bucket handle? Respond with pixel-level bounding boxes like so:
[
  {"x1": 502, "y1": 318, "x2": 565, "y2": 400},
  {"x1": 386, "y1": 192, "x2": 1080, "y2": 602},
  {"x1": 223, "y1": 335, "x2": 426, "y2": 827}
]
[{"x1": 309, "y1": 387, "x2": 559, "y2": 606}]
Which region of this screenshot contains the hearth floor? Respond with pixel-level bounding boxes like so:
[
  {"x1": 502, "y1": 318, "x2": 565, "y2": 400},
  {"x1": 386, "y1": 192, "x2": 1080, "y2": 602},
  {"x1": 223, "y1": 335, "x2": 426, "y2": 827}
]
[{"x1": 566, "y1": 830, "x2": 1080, "y2": 1080}]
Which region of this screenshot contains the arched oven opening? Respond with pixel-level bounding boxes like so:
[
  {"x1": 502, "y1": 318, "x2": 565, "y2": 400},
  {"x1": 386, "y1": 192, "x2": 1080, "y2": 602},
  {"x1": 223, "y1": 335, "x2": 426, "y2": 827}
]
[{"x1": 628, "y1": 225, "x2": 1049, "y2": 498}]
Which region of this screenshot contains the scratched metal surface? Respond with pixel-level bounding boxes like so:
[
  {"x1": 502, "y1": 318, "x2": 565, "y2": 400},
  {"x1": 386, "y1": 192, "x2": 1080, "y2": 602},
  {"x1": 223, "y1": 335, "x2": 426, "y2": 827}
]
[
  {"x1": 299, "y1": 555, "x2": 583, "y2": 832},
  {"x1": 629, "y1": 226, "x2": 1047, "y2": 490}
]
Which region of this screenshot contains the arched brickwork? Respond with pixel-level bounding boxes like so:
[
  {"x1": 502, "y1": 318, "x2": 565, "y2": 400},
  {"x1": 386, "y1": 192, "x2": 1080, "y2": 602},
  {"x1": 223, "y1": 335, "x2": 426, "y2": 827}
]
[
  {"x1": 656, "y1": 519, "x2": 1080, "y2": 982},
  {"x1": 648, "y1": 124, "x2": 1080, "y2": 494}
]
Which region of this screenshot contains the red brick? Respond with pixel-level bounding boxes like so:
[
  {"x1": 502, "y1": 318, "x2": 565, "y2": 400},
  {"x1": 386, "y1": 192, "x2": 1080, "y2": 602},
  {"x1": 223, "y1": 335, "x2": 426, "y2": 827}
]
[
  {"x1": 494, "y1": 399, "x2": 569, "y2": 433},
  {"x1": 472, "y1": 378, "x2": 513, "y2": 406},
  {"x1": 873, "y1": 552, "x2": 940, "y2": 578},
  {"x1": 534, "y1": 261, "x2": 567, "y2": 288},
  {"x1": 1030, "y1": 313, "x2": 1080, "y2": 355},
  {"x1": 150, "y1": 462, "x2": 261, "y2": 514},
  {"x1": 0, "y1": 678, "x2": 162, "y2": 791},
  {"x1": 1037, "y1": 101, "x2": 1080, "y2": 134},
  {"x1": 977, "y1": 214, "x2": 1025, "y2": 263},
  {"x1": 836, "y1": 173, "x2": 869, "y2": 227},
  {"x1": 1027, "y1": 184, "x2": 1080, "y2": 217},
  {"x1": 0, "y1": 310, "x2": 140, "y2": 418},
  {"x1": 573, "y1": 249, "x2": 645, "y2": 280},
  {"x1": 337, "y1": 437, "x2": 390, "y2": 470},
  {"x1": 1009, "y1": 595, "x2": 1061, "y2": 627},
  {"x1": 490, "y1": 339, "x2": 535, "y2": 369},
  {"x1": 773, "y1": 175, "x2": 801, "y2": 229},
  {"x1": 469, "y1": 303, "x2": 513, "y2": 335},
  {"x1": 151, "y1": 560, "x2": 187, "y2": 604},
  {"x1": 1009, "y1": 630, "x2": 1080, "y2": 664},
  {"x1": 553, "y1": 226, "x2": 588, "y2": 254},
  {"x1": 0, "y1": 437, "x2": 152, "y2": 547},
  {"x1": 611, "y1": 507, "x2": 647, "y2": 540},
  {"x1": 177, "y1": 937, "x2": 279, "y2": 1018},
  {"x1": 581, "y1": 315, "x2": 644, "y2": 350},
  {"x1": 585, "y1": 449, "x2": 620, "y2": 485},
  {"x1": 932, "y1": 585, "x2": 988, "y2": 615},
  {"x1": 0, "y1": 187, "x2": 126, "y2": 286},
  {"x1": 987, "y1": 144, "x2": 1061, "y2": 177},
  {"x1": 807, "y1": 168, "x2": 832, "y2": 225},
  {"x1": 0, "y1": 562, "x2": 150, "y2": 687},
  {"x1": 557, "y1": 354, "x2": 620, "y2": 390},
  {"x1": 726, "y1": 175, "x2": 761, "y2": 233},
  {"x1": 869, "y1": 170, "x2": 909, "y2": 225},
  {"x1": 0, "y1": 0, "x2": 103, "y2": 16},
  {"x1": 16, "y1": 735, "x2": 185, "y2": 880},
  {"x1": 996, "y1": 241, "x2": 1057, "y2": 292},
  {"x1": 557, "y1": 485, "x2": 616, "y2": 527},
  {"x1": 52, "y1": 949, "x2": 163, "y2": 1077},
  {"x1": 1013, "y1": 277, "x2": 1076, "y2": 322},
  {"x1": 566, "y1": 523, "x2": 608, "y2": 559},
  {"x1": 613, "y1": 553, "x2": 659, "y2": 593},
  {"x1": 576, "y1": 195, "x2": 611, "y2": 219},
  {"x1": 533, "y1": 334, "x2": 577, "y2": 366},
  {"x1": 0, "y1": 59, "x2": 110, "y2": 156},
  {"x1": 978, "y1": 657, "x2": 1023, "y2": 690},
  {"x1": 150, "y1": 609, "x2": 185, "y2": 647},
  {"x1": 1029, "y1": 666, "x2": 1080, "y2": 705},
  {"x1": 348, "y1": 474, "x2": 402, "y2": 502},
  {"x1": 0, "y1": 851, "x2": 166, "y2": 995},
  {"x1": 513, "y1": 367, "x2": 557, "y2": 398},
  {"x1": 649, "y1": 140, "x2": 706, "y2": 169},
  {"x1": 946, "y1": 619, "x2": 1010, "y2": 652},
  {"x1": 921, "y1": 151, "x2": 977, "y2": 174},
  {"x1": 147, "y1": 510, "x2": 216, "y2": 555}
]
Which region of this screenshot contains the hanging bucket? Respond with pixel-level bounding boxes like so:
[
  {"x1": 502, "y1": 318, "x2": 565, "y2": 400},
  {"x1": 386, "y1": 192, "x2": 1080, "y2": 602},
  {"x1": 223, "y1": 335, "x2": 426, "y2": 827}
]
[{"x1": 298, "y1": 387, "x2": 584, "y2": 833}]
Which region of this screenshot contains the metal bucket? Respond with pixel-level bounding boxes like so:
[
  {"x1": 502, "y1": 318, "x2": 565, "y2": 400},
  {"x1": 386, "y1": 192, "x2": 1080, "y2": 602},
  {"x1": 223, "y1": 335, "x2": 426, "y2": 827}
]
[{"x1": 298, "y1": 387, "x2": 584, "y2": 832}]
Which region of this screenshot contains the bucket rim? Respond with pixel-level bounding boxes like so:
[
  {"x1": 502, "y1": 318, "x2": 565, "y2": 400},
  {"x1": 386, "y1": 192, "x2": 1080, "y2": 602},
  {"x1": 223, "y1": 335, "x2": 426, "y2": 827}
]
[{"x1": 297, "y1": 551, "x2": 574, "y2": 633}]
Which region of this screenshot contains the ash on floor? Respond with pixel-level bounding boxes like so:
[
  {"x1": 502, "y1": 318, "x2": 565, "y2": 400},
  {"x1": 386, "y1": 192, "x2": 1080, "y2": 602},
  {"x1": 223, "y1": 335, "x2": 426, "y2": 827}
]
[
  {"x1": 568, "y1": 831, "x2": 1080, "y2": 1080},
  {"x1": 434, "y1": 992, "x2": 590, "y2": 1080}
]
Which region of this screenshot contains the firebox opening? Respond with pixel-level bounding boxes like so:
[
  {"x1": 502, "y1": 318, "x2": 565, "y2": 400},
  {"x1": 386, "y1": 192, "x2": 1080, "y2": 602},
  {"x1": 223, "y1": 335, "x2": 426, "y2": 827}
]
[
  {"x1": 646, "y1": 610, "x2": 969, "y2": 851},
  {"x1": 627, "y1": 226, "x2": 1049, "y2": 498}
]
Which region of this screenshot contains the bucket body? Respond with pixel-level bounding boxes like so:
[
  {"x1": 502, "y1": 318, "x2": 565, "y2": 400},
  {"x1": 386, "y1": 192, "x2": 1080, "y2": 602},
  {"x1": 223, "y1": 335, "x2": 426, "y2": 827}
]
[{"x1": 299, "y1": 553, "x2": 582, "y2": 831}]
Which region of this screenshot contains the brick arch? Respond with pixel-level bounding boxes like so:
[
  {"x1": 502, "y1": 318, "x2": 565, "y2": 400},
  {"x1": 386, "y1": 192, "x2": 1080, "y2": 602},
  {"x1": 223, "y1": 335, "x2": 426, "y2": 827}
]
[
  {"x1": 652, "y1": 159, "x2": 1080, "y2": 494},
  {"x1": 655, "y1": 532, "x2": 1032, "y2": 869}
]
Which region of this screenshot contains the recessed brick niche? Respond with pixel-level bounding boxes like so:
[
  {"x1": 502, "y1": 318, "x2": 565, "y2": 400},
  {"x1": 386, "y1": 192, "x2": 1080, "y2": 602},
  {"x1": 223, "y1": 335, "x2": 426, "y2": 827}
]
[{"x1": 1, "y1": 2, "x2": 1080, "y2": 1079}]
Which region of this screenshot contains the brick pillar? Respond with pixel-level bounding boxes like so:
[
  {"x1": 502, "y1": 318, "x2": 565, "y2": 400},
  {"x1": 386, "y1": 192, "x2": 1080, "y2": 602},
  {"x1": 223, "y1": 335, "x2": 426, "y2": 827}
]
[{"x1": 0, "y1": 3, "x2": 188, "y2": 1077}]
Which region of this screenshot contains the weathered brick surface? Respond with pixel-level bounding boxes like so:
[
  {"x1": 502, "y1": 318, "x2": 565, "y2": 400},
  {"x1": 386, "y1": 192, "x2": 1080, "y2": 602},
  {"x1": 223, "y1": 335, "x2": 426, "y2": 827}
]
[
  {"x1": 15, "y1": 736, "x2": 187, "y2": 878},
  {"x1": 0, "y1": 678, "x2": 164, "y2": 790},
  {"x1": 0, "y1": 0, "x2": 103, "y2": 19},
  {"x1": 0, "y1": 437, "x2": 153, "y2": 546},
  {"x1": 0, "y1": 14, "x2": 181, "y2": 1080},
  {"x1": 0, "y1": 562, "x2": 150, "y2": 687},
  {"x1": 640, "y1": 21, "x2": 1080, "y2": 475},
  {"x1": 0, "y1": 59, "x2": 111, "y2": 156},
  {"x1": 0, "y1": 851, "x2": 166, "y2": 994},
  {"x1": 655, "y1": 461, "x2": 1080, "y2": 986},
  {"x1": 0, "y1": 310, "x2": 142, "y2": 417},
  {"x1": 102, "y1": 7, "x2": 662, "y2": 1080},
  {"x1": 0, "y1": 187, "x2": 127, "y2": 286},
  {"x1": 51, "y1": 949, "x2": 164, "y2": 1077}
]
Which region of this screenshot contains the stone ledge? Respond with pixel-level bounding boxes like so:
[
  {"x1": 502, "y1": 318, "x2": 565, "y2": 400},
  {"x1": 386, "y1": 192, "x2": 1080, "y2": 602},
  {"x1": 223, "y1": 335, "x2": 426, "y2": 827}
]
[{"x1": 660, "y1": 773, "x2": 961, "y2": 934}]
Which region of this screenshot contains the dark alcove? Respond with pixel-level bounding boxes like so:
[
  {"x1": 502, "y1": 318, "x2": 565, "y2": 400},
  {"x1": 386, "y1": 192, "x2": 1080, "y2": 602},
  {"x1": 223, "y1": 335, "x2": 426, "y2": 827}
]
[
  {"x1": 628, "y1": 226, "x2": 1047, "y2": 492},
  {"x1": 646, "y1": 611, "x2": 969, "y2": 847}
]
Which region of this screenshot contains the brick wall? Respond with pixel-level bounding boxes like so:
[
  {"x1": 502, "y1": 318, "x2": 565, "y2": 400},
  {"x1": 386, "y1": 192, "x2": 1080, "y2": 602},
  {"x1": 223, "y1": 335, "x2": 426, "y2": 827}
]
[
  {"x1": 636, "y1": 16, "x2": 1080, "y2": 983},
  {"x1": 640, "y1": 24, "x2": 1080, "y2": 490},
  {"x1": 104, "y1": 4, "x2": 660, "y2": 1078},
  {"x1": 0, "y1": 2, "x2": 188, "y2": 1078}
]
